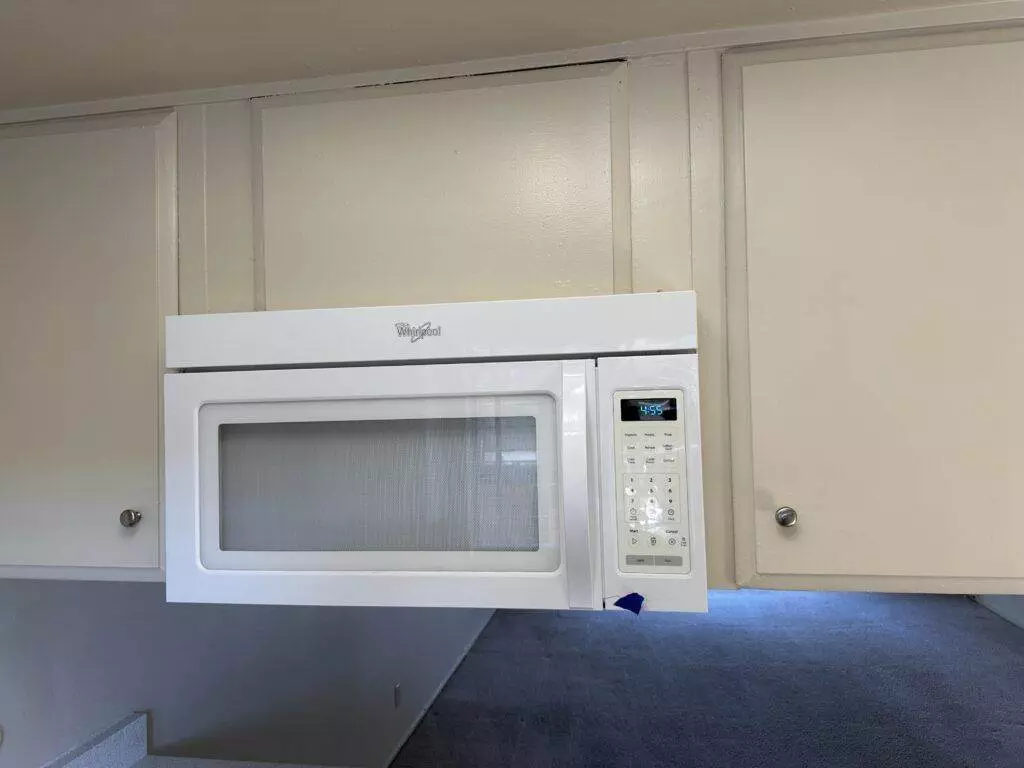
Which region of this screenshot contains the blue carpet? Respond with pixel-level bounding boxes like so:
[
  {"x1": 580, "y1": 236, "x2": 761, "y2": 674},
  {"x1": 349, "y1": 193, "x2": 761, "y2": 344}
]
[{"x1": 391, "y1": 592, "x2": 1024, "y2": 767}]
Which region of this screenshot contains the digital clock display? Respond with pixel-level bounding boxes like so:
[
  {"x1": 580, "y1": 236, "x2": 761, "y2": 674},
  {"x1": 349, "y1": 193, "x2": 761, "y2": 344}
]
[{"x1": 620, "y1": 398, "x2": 678, "y2": 421}]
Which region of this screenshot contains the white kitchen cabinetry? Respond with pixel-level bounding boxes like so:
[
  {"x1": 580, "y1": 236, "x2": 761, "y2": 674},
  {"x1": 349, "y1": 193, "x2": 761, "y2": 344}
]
[
  {"x1": 0, "y1": 111, "x2": 176, "y2": 578},
  {"x1": 175, "y1": 58, "x2": 693, "y2": 310},
  {"x1": 724, "y1": 31, "x2": 1024, "y2": 591}
]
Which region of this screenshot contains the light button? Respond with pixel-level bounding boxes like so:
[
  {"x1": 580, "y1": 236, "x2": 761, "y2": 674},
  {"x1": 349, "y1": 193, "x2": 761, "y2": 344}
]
[{"x1": 626, "y1": 555, "x2": 654, "y2": 566}]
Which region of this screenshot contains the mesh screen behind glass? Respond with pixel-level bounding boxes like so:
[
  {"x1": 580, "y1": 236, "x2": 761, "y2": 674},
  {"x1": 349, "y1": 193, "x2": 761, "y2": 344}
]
[{"x1": 219, "y1": 416, "x2": 540, "y2": 552}]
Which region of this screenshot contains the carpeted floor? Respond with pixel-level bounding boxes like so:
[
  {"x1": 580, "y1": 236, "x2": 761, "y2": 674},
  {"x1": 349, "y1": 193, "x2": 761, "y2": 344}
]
[{"x1": 391, "y1": 591, "x2": 1024, "y2": 768}]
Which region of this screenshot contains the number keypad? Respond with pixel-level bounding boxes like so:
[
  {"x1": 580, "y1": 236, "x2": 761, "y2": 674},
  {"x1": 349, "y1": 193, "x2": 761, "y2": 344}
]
[{"x1": 614, "y1": 390, "x2": 690, "y2": 574}]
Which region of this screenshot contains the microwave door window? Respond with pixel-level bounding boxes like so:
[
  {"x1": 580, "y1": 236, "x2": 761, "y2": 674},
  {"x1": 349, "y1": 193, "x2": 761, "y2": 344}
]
[{"x1": 217, "y1": 416, "x2": 541, "y2": 555}]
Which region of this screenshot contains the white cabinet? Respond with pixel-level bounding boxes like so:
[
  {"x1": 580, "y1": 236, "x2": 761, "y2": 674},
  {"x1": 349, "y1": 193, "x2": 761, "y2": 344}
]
[
  {"x1": 0, "y1": 111, "x2": 175, "y2": 577},
  {"x1": 176, "y1": 59, "x2": 693, "y2": 311},
  {"x1": 254, "y1": 67, "x2": 620, "y2": 310},
  {"x1": 723, "y1": 33, "x2": 1024, "y2": 591}
]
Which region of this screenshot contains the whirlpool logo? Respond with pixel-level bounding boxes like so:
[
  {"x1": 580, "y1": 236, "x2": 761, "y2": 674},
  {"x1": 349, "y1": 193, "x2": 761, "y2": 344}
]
[{"x1": 395, "y1": 321, "x2": 441, "y2": 342}]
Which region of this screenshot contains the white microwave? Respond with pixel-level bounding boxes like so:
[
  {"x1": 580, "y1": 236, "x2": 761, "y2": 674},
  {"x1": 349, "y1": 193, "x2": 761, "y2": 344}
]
[{"x1": 163, "y1": 291, "x2": 707, "y2": 612}]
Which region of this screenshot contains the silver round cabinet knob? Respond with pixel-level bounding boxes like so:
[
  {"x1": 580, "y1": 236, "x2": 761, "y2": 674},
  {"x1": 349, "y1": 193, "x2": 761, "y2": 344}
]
[
  {"x1": 119, "y1": 509, "x2": 143, "y2": 528},
  {"x1": 775, "y1": 506, "x2": 798, "y2": 527}
]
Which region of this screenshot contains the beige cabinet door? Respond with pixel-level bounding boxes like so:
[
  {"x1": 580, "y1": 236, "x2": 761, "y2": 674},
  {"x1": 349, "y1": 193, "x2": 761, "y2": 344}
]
[
  {"x1": 254, "y1": 65, "x2": 623, "y2": 311},
  {"x1": 176, "y1": 59, "x2": 694, "y2": 312},
  {"x1": 725, "y1": 33, "x2": 1024, "y2": 591},
  {"x1": 0, "y1": 111, "x2": 176, "y2": 576}
]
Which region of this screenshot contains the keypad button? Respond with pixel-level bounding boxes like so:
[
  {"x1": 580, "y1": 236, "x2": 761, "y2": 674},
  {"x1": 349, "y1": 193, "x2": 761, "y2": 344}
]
[
  {"x1": 656, "y1": 556, "x2": 683, "y2": 567},
  {"x1": 626, "y1": 555, "x2": 654, "y2": 566}
]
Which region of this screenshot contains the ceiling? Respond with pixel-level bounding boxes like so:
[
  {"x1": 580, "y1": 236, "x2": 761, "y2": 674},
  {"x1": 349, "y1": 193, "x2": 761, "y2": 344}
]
[{"x1": 0, "y1": 0, "x2": 984, "y2": 110}]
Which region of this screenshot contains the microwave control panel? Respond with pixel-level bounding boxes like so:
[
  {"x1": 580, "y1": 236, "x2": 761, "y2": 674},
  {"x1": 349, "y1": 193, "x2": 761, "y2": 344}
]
[{"x1": 613, "y1": 389, "x2": 690, "y2": 574}]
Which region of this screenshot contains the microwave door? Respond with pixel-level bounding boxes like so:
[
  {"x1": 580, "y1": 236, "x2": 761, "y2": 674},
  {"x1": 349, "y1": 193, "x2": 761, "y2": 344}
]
[{"x1": 164, "y1": 359, "x2": 598, "y2": 609}]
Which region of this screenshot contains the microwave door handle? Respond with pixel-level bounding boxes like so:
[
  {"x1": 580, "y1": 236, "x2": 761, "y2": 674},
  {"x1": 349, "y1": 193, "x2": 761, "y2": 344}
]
[{"x1": 561, "y1": 360, "x2": 595, "y2": 610}]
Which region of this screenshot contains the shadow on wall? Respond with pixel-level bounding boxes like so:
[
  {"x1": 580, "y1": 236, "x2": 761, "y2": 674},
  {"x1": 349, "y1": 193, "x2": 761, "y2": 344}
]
[
  {"x1": 0, "y1": 579, "x2": 491, "y2": 768},
  {"x1": 162, "y1": 689, "x2": 366, "y2": 765}
]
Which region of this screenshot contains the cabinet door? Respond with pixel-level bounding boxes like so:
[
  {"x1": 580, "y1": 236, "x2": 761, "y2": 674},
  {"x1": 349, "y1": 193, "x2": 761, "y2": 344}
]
[
  {"x1": 176, "y1": 59, "x2": 694, "y2": 313},
  {"x1": 255, "y1": 65, "x2": 622, "y2": 310},
  {"x1": 725, "y1": 34, "x2": 1024, "y2": 591},
  {"x1": 0, "y1": 111, "x2": 175, "y2": 575}
]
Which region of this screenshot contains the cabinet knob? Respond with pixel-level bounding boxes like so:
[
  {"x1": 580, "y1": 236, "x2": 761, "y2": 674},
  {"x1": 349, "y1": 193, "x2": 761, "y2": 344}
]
[
  {"x1": 774, "y1": 506, "x2": 798, "y2": 528},
  {"x1": 119, "y1": 509, "x2": 143, "y2": 528}
]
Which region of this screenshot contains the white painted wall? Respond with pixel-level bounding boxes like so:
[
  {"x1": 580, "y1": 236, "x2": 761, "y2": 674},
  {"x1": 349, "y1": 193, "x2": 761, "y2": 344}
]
[{"x1": 0, "y1": 580, "x2": 491, "y2": 768}]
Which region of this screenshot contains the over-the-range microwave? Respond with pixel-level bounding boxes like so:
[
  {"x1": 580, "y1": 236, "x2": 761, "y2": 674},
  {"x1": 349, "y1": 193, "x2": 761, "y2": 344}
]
[{"x1": 163, "y1": 291, "x2": 707, "y2": 612}]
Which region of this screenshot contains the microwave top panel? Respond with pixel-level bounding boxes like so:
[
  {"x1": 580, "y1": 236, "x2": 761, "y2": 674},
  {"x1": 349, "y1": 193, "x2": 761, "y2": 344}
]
[{"x1": 165, "y1": 290, "x2": 697, "y2": 370}]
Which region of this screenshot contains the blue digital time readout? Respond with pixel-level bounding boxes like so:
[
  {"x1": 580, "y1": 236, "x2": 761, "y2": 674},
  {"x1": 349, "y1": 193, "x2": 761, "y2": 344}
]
[
  {"x1": 620, "y1": 397, "x2": 678, "y2": 422},
  {"x1": 639, "y1": 402, "x2": 665, "y2": 418}
]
